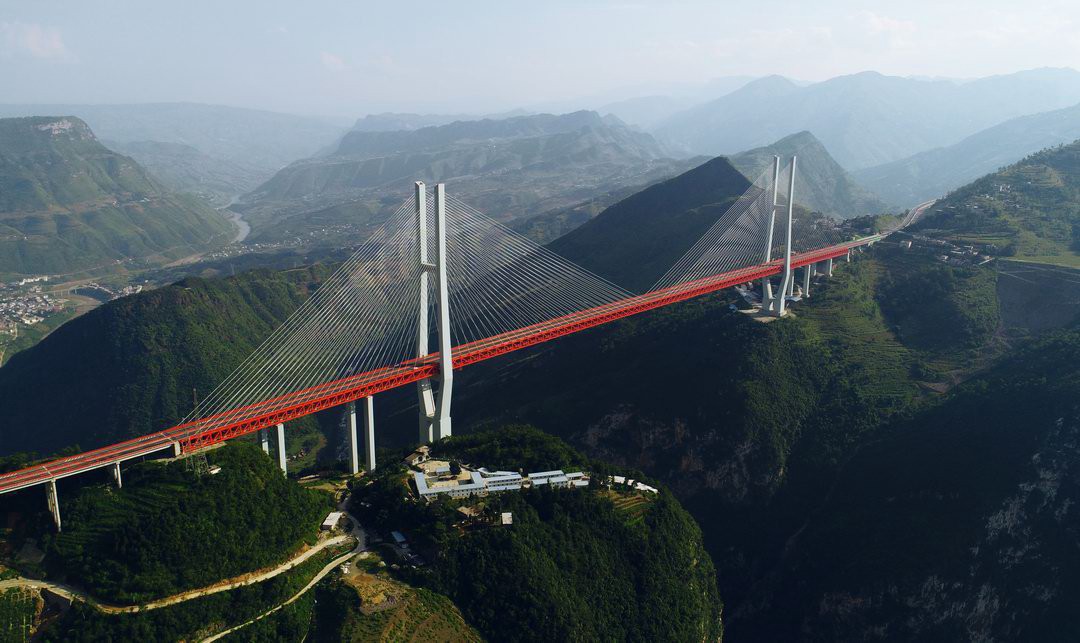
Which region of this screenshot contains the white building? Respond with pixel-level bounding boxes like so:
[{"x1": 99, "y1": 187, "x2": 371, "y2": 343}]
[
  {"x1": 413, "y1": 467, "x2": 587, "y2": 500},
  {"x1": 321, "y1": 511, "x2": 344, "y2": 531}
]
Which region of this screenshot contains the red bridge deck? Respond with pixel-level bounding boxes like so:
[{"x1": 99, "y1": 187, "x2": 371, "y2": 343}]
[{"x1": 0, "y1": 238, "x2": 874, "y2": 495}]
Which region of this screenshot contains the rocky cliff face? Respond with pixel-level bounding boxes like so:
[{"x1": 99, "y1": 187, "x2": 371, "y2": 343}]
[{"x1": 730, "y1": 329, "x2": 1080, "y2": 641}]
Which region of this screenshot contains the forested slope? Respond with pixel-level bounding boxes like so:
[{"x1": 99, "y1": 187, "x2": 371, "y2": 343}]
[
  {"x1": 734, "y1": 325, "x2": 1080, "y2": 641},
  {"x1": 0, "y1": 267, "x2": 329, "y2": 456}
]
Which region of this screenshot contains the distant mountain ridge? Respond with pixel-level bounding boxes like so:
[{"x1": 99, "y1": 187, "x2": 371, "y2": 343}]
[
  {"x1": 350, "y1": 109, "x2": 531, "y2": 133},
  {"x1": 655, "y1": 68, "x2": 1080, "y2": 170},
  {"x1": 238, "y1": 110, "x2": 690, "y2": 244},
  {"x1": 333, "y1": 110, "x2": 620, "y2": 159},
  {"x1": 0, "y1": 102, "x2": 345, "y2": 173},
  {"x1": 729, "y1": 131, "x2": 891, "y2": 218},
  {"x1": 0, "y1": 116, "x2": 232, "y2": 276},
  {"x1": 855, "y1": 101, "x2": 1080, "y2": 207}
]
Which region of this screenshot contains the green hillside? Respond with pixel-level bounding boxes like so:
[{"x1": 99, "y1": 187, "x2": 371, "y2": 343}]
[
  {"x1": 734, "y1": 325, "x2": 1080, "y2": 641},
  {"x1": 729, "y1": 131, "x2": 891, "y2": 218},
  {"x1": 46, "y1": 442, "x2": 332, "y2": 603},
  {"x1": 0, "y1": 266, "x2": 330, "y2": 456},
  {"x1": 448, "y1": 244, "x2": 1000, "y2": 618},
  {"x1": 0, "y1": 116, "x2": 233, "y2": 276},
  {"x1": 915, "y1": 138, "x2": 1080, "y2": 266},
  {"x1": 352, "y1": 426, "x2": 723, "y2": 642}
]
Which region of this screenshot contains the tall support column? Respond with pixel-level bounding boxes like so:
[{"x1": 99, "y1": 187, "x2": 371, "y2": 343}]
[
  {"x1": 432, "y1": 184, "x2": 454, "y2": 440},
  {"x1": 802, "y1": 264, "x2": 811, "y2": 298},
  {"x1": 111, "y1": 462, "x2": 122, "y2": 488},
  {"x1": 259, "y1": 428, "x2": 270, "y2": 454},
  {"x1": 774, "y1": 156, "x2": 797, "y2": 317},
  {"x1": 362, "y1": 396, "x2": 376, "y2": 472},
  {"x1": 172, "y1": 442, "x2": 182, "y2": 458},
  {"x1": 46, "y1": 480, "x2": 61, "y2": 531},
  {"x1": 761, "y1": 156, "x2": 781, "y2": 312},
  {"x1": 846, "y1": 249, "x2": 851, "y2": 263},
  {"x1": 415, "y1": 182, "x2": 436, "y2": 443},
  {"x1": 826, "y1": 257, "x2": 834, "y2": 276},
  {"x1": 347, "y1": 402, "x2": 360, "y2": 475},
  {"x1": 276, "y1": 423, "x2": 287, "y2": 475}
]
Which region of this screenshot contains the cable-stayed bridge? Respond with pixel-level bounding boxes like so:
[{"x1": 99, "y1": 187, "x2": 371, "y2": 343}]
[{"x1": 0, "y1": 157, "x2": 924, "y2": 529}]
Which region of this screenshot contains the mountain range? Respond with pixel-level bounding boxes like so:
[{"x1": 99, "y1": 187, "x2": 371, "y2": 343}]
[
  {"x1": 654, "y1": 68, "x2": 1080, "y2": 170},
  {"x1": 237, "y1": 110, "x2": 691, "y2": 243},
  {"x1": 4, "y1": 140, "x2": 1080, "y2": 641},
  {"x1": 856, "y1": 101, "x2": 1080, "y2": 207},
  {"x1": 0, "y1": 103, "x2": 345, "y2": 172},
  {"x1": 0, "y1": 116, "x2": 232, "y2": 277}
]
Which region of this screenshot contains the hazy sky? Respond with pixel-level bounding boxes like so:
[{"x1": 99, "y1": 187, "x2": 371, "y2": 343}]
[{"x1": 2, "y1": 0, "x2": 1079, "y2": 117}]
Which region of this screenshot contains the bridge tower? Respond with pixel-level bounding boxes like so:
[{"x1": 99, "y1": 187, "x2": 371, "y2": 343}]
[
  {"x1": 762, "y1": 156, "x2": 797, "y2": 317},
  {"x1": 760, "y1": 155, "x2": 781, "y2": 311},
  {"x1": 416, "y1": 182, "x2": 454, "y2": 443}
]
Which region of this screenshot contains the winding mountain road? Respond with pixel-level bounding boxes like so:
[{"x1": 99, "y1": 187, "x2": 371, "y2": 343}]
[{"x1": 0, "y1": 531, "x2": 351, "y2": 614}]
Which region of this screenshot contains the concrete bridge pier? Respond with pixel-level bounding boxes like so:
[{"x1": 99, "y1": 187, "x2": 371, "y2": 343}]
[
  {"x1": 826, "y1": 257, "x2": 834, "y2": 276},
  {"x1": 362, "y1": 396, "x2": 376, "y2": 473},
  {"x1": 276, "y1": 423, "x2": 286, "y2": 475},
  {"x1": 347, "y1": 402, "x2": 360, "y2": 475},
  {"x1": 259, "y1": 428, "x2": 270, "y2": 454},
  {"x1": 111, "y1": 462, "x2": 122, "y2": 488},
  {"x1": 802, "y1": 264, "x2": 812, "y2": 298},
  {"x1": 46, "y1": 480, "x2": 61, "y2": 531}
]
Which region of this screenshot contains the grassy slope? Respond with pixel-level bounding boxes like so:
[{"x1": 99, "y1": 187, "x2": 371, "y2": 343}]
[
  {"x1": 312, "y1": 579, "x2": 482, "y2": 643},
  {"x1": 914, "y1": 140, "x2": 1080, "y2": 267}
]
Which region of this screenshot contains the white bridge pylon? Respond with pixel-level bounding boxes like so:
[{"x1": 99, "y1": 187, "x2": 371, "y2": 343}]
[{"x1": 415, "y1": 181, "x2": 454, "y2": 445}]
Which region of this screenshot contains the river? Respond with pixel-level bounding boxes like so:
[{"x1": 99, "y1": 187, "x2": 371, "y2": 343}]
[{"x1": 218, "y1": 199, "x2": 251, "y2": 243}]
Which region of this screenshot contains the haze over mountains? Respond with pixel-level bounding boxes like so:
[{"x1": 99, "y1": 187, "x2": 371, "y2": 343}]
[
  {"x1": 238, "y1": 110, "x2": 697, "y2": 243},
  {"x1": 0, "y1": 103, "x2": 345, "y2": 205},
  {"x1": 856, "y1": 102, "x2": 1080, "y2": 207},
  {"x1": 0, "y1": 116, "x2": 232, "y2": 276},
  {"x1": 653, "y1": 68, "x2": 1080, "y2": 170}
]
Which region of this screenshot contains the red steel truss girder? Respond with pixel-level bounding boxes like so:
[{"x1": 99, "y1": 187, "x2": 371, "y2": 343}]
[{"x1": 0, "y1": 238, "x2": 879, "y2": 494}]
